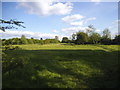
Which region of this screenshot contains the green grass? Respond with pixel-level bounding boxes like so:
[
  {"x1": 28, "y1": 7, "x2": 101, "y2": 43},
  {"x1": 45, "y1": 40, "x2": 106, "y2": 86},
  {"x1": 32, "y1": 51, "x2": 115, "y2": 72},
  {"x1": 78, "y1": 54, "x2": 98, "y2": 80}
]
[{"x1": 2, "y1": 44, "x2": 120, "y2": 88}]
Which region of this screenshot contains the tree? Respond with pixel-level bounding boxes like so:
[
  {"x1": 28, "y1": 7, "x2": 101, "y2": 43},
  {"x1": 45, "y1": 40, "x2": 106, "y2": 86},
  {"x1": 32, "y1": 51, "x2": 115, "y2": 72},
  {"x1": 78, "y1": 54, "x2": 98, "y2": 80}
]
[
  {"x1": 102, "y1": 28, "x2": 111, "y2": 39},
  {"x1": 61, "y1": 37, "x2": 69, "y2": 43},
  {"x1": 40, "y1": 38, "x2": 43, "y2": 40},
  {"x1": 76, "y1": 32, "x2": 89, "y2": 44},
  {"x1": 21, "y1": 35, "x2": 28, "y2": 44},
  {"x1": 71, "y1": 33, "x2": 76, "y2": 43},
  {"x1": 0, "y1": 19, "x2": 25, "y2": 31},
  {"x1": 55, "y1": 36, "x2": 59, "y2": 40},
  {"x1": 89, "y1": 32, "x2": 101, "y2": 44},
  {"x1": 72, "y1": 33, "x2": 76, "y2": 40},
  {"x1": 101, "y1": 28, "x2": 111, "y2": 45},
  {"x1": 31, "y1": 37, "x2": 34, "y2": 39},
  {"x1": 28, "y1": 39, "x2": 34, "y2": 44},
  {"x1": 112, "y1": 35, "x2": 120, "y2": 45},
  {"x1": 86, "y1": 25, "x2": 95, "y2": 35}
]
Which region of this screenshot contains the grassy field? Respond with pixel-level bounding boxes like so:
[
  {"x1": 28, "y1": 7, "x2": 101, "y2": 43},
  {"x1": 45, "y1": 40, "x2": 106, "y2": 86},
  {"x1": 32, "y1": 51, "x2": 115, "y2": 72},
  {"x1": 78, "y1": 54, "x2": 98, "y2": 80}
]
[{"x1": 2, "y1": 44, "x2": 119, "y2": 88}]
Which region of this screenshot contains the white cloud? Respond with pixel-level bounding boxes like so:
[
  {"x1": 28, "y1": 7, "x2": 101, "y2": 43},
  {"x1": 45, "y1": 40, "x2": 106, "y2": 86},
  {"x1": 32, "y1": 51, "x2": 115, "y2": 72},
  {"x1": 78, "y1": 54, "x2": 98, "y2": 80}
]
[
  {"x1": 52, "y1": 30, "x2": 59, "y2": 33},
  {"x1": 84, "y1": 17, "x2": 96, "y2": 23},
  {"x1": 91, "y1": 0, "x2": 101, "y2": 2},
  {"x1": 95, "y1": 29, "x2": 102, "y2": 34},
  {"x1": 62, "y1": 14, "x2": 96, "y2": 26},
  {"x1": 61, "y1": 26, "x2": 87, "y2": 35},
  {"x1": 18, "y1": 0, "x2": 73, "y2": 16},
  {"x1": 70, "y1": 21, "x2": 84, "y2": 26},
  {"x1": 0, "y1": 30, "x2": 58, "y2": 39},
  {"x1": 90, "y1": 0, "x2": 101, "y2": 5},
  {"x1": 62, "y1": 14, "x2": 84, "y2": 23},
  {"x1": 69, "y1": 17, "x2": 96, "y2": 26},
  {"x1": 61, "y1": 14, "x2": 97, "y2": 35}
]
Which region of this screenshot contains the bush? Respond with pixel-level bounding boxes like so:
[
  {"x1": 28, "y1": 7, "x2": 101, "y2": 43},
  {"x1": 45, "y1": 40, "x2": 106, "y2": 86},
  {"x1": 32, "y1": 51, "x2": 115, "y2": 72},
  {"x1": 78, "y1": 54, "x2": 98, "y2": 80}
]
[
  {"x1": 100, "y1": 38, "x2": 111, "y2": 45},
  {"x1": 4, "y1": 45, "x2": 21, "y2": 50}
]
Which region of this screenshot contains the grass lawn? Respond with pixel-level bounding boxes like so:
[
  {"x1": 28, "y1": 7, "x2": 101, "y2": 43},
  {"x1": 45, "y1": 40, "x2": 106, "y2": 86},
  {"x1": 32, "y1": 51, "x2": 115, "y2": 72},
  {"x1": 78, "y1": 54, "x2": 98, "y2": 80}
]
[{"x1": 2, "y1": 44, "x2": 120, "y2": 88}]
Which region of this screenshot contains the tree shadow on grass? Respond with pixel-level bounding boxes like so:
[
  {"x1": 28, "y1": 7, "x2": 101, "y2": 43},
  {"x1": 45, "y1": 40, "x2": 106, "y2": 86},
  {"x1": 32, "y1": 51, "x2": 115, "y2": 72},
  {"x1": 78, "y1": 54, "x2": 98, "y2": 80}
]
[{"x1": 2, "y1": 49, "x2": 119, "y2": 88}]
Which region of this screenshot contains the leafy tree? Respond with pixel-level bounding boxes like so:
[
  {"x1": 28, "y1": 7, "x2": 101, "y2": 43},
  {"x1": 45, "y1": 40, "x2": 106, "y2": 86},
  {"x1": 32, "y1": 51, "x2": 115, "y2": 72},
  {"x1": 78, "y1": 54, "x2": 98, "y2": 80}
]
[
  {"x1": 100, "y1": 38, "x2": 111, "y2": 45},
  {"x1": 112, "y1": 35, "x2": 120, "y2": 45},
  {"x1": 86, "y1": 25, "x2": 95, "y2": 35},
  {"x1": 101, "y1": 28, "x2": 111, "y2": 45},
  {"x1": 76, "y1": 32, "x2": 89, "y2": 44},
  {"x1": 72, "y1": 33, "x2": 76, "y2": 40},
  {"x1": 28, "y1": 39, "x2": 34, "y2": 44},
  {"x1": 2, "y1": 39, "x2": 5, "y2": 46},
  {"x1": 102, "y1": 28, "x2": 111, "y2": 39},
  {"x1": 44, "y1": 39, "x2": 51, "y2": 44},
  {"x1": 89, "y1": 32, "x2": 101, "y2": 44},
  {"x1": 39, "y1": 40, "x2": 44, "y2": 45},
  {"x1": 21, "y1": 35, "x2": 28, "y2": 44},
  {"x1": 40, "y1": 38, "x2": 43, "y2": 40},
  {"x1": 55, "y1": 36, "x2": 59, "y2": 40},
  {"x1": 61, "y1": 37, "x2": 69, "y2": 43},
  {"x1": 31, "y1": 37, "x2": 34, "y2": 39},
  {"x1": 71, "y1": 33, "x2": 76, "y2": 43}
]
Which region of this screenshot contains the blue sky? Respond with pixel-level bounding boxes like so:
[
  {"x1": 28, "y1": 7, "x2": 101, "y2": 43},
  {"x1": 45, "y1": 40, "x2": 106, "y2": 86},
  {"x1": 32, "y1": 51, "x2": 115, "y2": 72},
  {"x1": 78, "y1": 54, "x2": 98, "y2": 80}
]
[{"x1": 1, "y1": 1, "x2": 118, "y2": 40}]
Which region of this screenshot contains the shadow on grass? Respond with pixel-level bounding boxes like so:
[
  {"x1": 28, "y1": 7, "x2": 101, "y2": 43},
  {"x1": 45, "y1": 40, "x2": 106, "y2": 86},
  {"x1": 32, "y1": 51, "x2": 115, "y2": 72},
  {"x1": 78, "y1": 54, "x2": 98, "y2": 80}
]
[{"x1": 2, "y1": 49, "x2": 119, "y2": 88}]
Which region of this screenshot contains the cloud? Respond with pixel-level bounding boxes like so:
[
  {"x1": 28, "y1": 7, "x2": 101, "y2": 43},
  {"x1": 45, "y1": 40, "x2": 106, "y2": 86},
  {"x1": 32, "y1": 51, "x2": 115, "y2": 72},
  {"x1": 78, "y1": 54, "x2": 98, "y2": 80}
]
[
  {"x1": 62, "y1": 14, "x2": 84, "y2": 23},
  {"x1": 17, "y1": 0, "x2": 73, "y2": 16},
  {"x1": 91, "y1": 0, "x2": 101, "y2": 2},
  {"x1": 61, "y1": 14, "x2": 97, "y2": 35},
  {"x1": 62, "y1": 14, "x2": 96, "y2": 26},
  {"x1": 70, "y1": 21, "x2": 84, "y2": 26},
  {"x1": 90, "y1": 0, "x2": 101, "y2": 5},
  {"x1": 95, "y1": 29, "x2": 102, "y2": 34},
  {"x1": 0, "y1": 30, "x2": 59, "y2": 39},
  {"x1": 52, "y1": 30, "x2": 59, "y2": 33},
  {"x1": 84, "y1": 17, "x2": 96, "y2": 23},
  {"x1": 69, "y1": 17, "x2": 96, "y2": 26},
  {"x1": 61, "y1": 26, "x2": 87, "y2": 35}
]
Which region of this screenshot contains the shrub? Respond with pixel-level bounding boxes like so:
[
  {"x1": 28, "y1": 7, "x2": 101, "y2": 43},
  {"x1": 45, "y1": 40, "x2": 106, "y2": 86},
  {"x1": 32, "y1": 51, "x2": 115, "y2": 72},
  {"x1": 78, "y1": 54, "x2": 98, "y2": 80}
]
[{"x1": 4, "y1": 45, "x2": 21, "y2": 50}]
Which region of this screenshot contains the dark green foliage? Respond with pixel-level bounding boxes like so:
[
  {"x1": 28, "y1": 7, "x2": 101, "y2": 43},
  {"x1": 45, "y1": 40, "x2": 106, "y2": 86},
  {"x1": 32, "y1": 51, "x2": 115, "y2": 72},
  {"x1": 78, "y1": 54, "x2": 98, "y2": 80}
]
[
  {"x1": 112, "y1": 35, "x2": 120, "y2": 45},
  {"x1": 2, "y1": 35, "x2": 60, "y2": 46},
  {"x1": 39, "y1": 40, "x2": 44, "y2": 45},
  {"x1": 61, "y1": 37, "x2": 69, "y2": 43},
  {"x1": 102, "y1": 28, "x2": 111, "y2": 39},
  {"x1": 44, "y1": 39, "x2": 59, "y2": 44},
  {"x1": 2, "y1": 51, "x2": 29, "y2": 74},
  {"x1": 4, "y1": 45, "x2": 21, "y2": 50},
  {"x1": 76, "y1": 32, "x2": 89, "y2": 44},
  {"x1": 27, "y1": 39, "x2": 34, "y2": 44},
  {"x1": 21, "y1": 35, "x2": 28, "y2": 44},
  {"x1": 55, "y1": 36, "x2": 59, "y2": 40},
  {"x1": 100, "y1": 29, "x2": 111, "y2": 45},
  {"x1": 100, "y1": 38, "x2": 111, "y2": 45},
  {"x1": 89, "y1": 32, "x2": 101, "y2": 44},
  {"x1": 40, "y1": 38, "x2": 43, "y2": 40},
  {"x1": 72, "y1": 33, "x2": 76, "y2": 40}
]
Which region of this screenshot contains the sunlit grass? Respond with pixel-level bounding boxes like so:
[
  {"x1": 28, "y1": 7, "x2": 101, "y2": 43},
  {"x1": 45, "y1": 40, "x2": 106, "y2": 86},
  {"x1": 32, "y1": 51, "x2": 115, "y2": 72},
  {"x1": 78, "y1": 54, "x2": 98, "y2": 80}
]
[{"x1": 14, "y1": 44, "x2": 119, "y2": 51}]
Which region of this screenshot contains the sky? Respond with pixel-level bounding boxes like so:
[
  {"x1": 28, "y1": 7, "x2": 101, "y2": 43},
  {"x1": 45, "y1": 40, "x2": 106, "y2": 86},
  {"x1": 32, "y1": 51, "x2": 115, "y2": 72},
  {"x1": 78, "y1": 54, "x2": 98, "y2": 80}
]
[{"x1": 0, "y1": 0, "x2": 119, "y2": 40}]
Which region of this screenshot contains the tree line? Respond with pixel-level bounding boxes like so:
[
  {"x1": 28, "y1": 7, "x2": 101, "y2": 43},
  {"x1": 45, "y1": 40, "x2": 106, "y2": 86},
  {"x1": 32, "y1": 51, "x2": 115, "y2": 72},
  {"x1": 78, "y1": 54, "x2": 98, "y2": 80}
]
[
  {"x1": 2, "y1": 35, "x2": 60, "y2": 46},
  {"x1": 62, "y1": 25, "x2": 120, "y2": 45},
  {"x1": 1, "y1": 19, "x2": 120, "y2": 45},
  {"x1": 2, "y1": 30, "x2": 120, "y2": 46}
]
